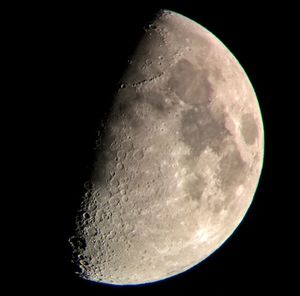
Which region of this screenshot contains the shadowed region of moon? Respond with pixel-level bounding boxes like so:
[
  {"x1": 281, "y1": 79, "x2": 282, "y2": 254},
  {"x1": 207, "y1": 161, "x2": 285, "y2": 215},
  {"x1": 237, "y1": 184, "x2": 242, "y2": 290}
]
[{"x1": 69, "y1": 10, "x2": 264, "y2": 285}]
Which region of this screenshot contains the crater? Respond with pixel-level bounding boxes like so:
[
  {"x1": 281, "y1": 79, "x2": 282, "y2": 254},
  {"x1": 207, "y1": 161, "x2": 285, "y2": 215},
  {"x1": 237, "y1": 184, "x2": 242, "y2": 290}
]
[{"x1": 241, "y1": 113, "x2": 258, "y2": 145}]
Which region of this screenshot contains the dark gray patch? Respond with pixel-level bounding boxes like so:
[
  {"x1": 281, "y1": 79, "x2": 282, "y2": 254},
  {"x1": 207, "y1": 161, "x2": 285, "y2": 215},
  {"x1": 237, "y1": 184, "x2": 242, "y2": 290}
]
[
  {"x1": 180, "y1": 106, "x2": 229, "y2": 155},
  {"x1": 118, "y1": 101, "x2": 130, "y2": 116},
  {"x1": 116, "y1": 85, "x2": 145, "y2": 111},
  {"x1": 115, "y1": 88, "x2": 144, "y2": 129},
  {"x1": 241, "y1": 113, "x2": 258, "y2": 145},
  {"x1": 168, "y1": 59, "x2": 197, "y2": 99},
  {"x1": 143, "y1": 91, "x2": 165, "y2": 112},
  {"x1": 211, "y1": 66, "x2": 226, "y2": 82},
  {"x1": 167, "y1": 59, "x2": 213, "y2": 105},
  {"x1": 119, "y1": 103, "x2": 143, "y2": 129},
  {"x1": 185, "y1": 173, "x2": 206, "y2": 202},
  {"x1": 140, "y1": 91, "x2": 173, "y2": 116},
  {"x1": 212, "y1": 201, "x2": 223, "y2": 213},
  {"x1": 91, "y1": 146, "x2": 112, "y2": 185},
  {"x1": 122, "y1": 66, "x2": 147, "y2": 85},
  {"x1": 219, "y1": 147, "x2": 247, "y2": 191}
]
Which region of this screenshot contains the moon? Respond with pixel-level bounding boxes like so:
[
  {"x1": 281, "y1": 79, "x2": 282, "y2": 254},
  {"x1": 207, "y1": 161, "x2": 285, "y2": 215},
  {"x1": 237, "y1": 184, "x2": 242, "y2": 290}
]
[{"x1": 69, "y1": 10, "x2": 264, "y2": 285}]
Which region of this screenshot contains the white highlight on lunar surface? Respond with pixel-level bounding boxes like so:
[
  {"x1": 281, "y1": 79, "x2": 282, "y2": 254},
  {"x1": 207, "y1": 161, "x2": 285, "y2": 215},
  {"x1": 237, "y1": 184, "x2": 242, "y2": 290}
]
[{"x1": 69, "y1": 10, "x2": 264, "y2": 285}]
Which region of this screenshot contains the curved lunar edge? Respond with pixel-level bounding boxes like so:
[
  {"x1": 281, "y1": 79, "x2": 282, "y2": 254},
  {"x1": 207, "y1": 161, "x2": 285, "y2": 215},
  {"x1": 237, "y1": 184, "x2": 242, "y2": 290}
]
[{"x1": 69, "y1": 10, "x2": 264, "y2": 285}]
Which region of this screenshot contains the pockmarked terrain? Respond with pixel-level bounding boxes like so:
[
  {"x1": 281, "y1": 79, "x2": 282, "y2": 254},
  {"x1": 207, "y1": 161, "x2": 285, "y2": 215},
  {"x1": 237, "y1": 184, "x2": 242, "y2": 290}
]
[{"x1": 69, "y1": 10, "x2": 264, "y2": 285}]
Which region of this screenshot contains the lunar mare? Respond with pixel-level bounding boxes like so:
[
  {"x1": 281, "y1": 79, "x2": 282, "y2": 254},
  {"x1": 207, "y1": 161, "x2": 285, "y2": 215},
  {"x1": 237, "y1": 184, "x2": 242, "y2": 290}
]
[{"x1": 69, "y1": 10, "x2": 264, "y2": 285}]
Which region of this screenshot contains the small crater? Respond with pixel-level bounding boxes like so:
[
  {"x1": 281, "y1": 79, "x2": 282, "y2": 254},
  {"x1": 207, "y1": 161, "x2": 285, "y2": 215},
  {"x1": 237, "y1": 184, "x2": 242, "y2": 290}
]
[
  {"x1": 119, "y1": 176, "x2": 128, "y2": 185},
  {"x1": 93, "y1": 189, "x2": 102, "y2": 198},
  {"x1": 103, "y1": 212, "x2": 112, "y2": 221},
  {"x1": 145, "y1": 59, "x2": 152, "y2": 66},
  {"x1": 121, "y1": 141, "x2": 133, "y2": 151},
  {"x1": 109, "y1": 171, "x2": 116, "y2": 178},
  {"x1": 110, "y1": 141, "x2": 121, "y2": 151},
  {"x1": 119, "y1": 183, "x2": 128, "y2": 192},
  {"x1": 133, "y1": 149, "x2": 144, "y2": 160},
  {"x1": 109, "y1": 196, "x2": 120, "y2": 207},
  {"x1": 117, "y1": 150, "x2": 126, "y2": 160},
  {"x1": 86, "y1": 227, "x2": 97, "y2": 237},
  {"x1": 122, "y1": 195, "x2": 129, "y2": 202},
  {"x1": 116, "y1": 162, "x2": 124, "y2": 170},
  {"x1": 107, "y1": 230, "x2": 116, "y2": 240},
  {"x1": 69, "y1": 236, "x2": 86, "y2": 250},
  {"x1": 118, "y1": 235, "x2": 126, "y2": 243},
  {"x1": 83, "y1": 181, "x2": 94, "y2": 191},
  {"x1": 88, "y1": 200, "x2": 97, "y2": 212},
  {"x1": 83, "y1": 212, "x2": 90, "y2": 220},
  {"x1": 110, "y1": 186, "x2": 119, "y2": 195},
  {"x1": 110, "y1": 178, "x2": 119, "y2": 187},
  {"x1": 125, "y1": 224, "x2": 135, "y2": 234},
  {"x1": 84, "y1": 190, "x2": 92, "y2": 199}
]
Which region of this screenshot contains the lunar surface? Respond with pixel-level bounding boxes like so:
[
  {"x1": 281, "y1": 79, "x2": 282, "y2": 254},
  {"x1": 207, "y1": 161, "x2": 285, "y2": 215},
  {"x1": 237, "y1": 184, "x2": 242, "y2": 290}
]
[{"x1": 69, "y1": 10, "x2": 264, "y2": 285}]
